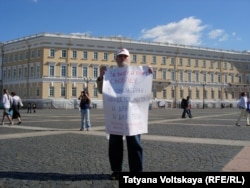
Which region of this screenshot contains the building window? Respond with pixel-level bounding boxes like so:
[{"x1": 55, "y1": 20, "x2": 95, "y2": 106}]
[
  {"x1": 83, "y1": 51, "x2": 88, "y2": 59},
  {"x1": 49, "y1": 65, "x2": 55, "y2": 77},
  {"x1": 196, "y1": 90, "x2": 200, "y2": 99},
  {"x1": 61, "y1": 65, "x2": 66, "y2": 77},
  {"x1": 19, "y1": 53, "x2": 23, "y2": 60},
  {"x1": 195, "y1": 72, "x2": 199, "y2": 82},
  {"x1": 36, "y1": 65, "x2": 40, "y2": 78},
  {"x1": 162, "y1": 57, "x2": 166, "y2": 65},
  {"x1": 171, "y1": 71, "x2": 175, "y2": 81},
  {"x1": 195, "y1": 59, "x2": 198, "y2": 67},
  {"x1": 180, "y1": 89, "x2": 184, "y2": 98},
  {"x1": 171, "y1": 58, "x2": 175, "y2": 65},
  {"x1": 152, "y1": 56, "x2": 156, "y2": 64},
  {"x1": 30, "y1": 67, "x2": 34, "y2": 78},
  {"x1": 210, "y1": 73, "x2": 214, "y2": 83},
  {"x1": 163, "y1": 89, "x2": 166, "y2": 98},
  {"x1": 187, "y1": 58, "x2": 191, "y2": 67},
  {"x1": 37, "y1": 49, "x2": 40, "y2": 58},
  {"x1": 180, "y1": 71, "x2": 184, "y2": 82},
  {"x1": 162, "y1": 69, "x2": 167, "y2": 80},
  {"x1": 49, "y1": 87, "x2": 55, "y2": 97},
  {"x1": 211, "y1": 90, "x2": 215, "y2": 99},
  {"x1": 203, "y1": 60, "x2": 206, "y2": 68},
  {"x1": 50, "y1": 49, "x2": 55, "y2": 57},
  {"x1": 72, "y1": 50, "x2": 77, "y2": 59},
  {"x1": 153, "y1": 70, "x2": 157, "y2": 79},
  {"x1": 171, "y1": 89, "x2": 175, "y2": 98},
  {"x1": 18, "y1": 68, "x2": 22, "y2": 80},
  {"x1": 188, "y1": 72, "x2": 191, "y2": 82},
  {"x1": 72, "y1": 66, "x2": 77, "y2": 78},
  {"x1": 93, "y1": 88, "x2": 98, "y2": 97},
  {"x1": 142, "y1": 55, "x2": 146, "y2": 64},
  {"x1": 61, "y1": 87, "x2": 66, "y2": 97},
  {"x1": 31, "y1": 50, "x2": 35, "y2": 58},
  {"x1": 93, "y1": 52, "x2": 98, "y2": 60},
  {"x1": 103, "y1": 52, "x2": 108, "y2": 60},
  {"x1": 72, "y1": 87, "x2": 77, "y2": 97},
  {"x1": 82, "y1": 66, "x2": 88, "y2": 77},
  {"x1": 25, "y1": 51, "x2": 28, "y2": 59},
  {"x1": 61, "y1": 50, "x2": 67, "y2": 58},
  {"x1": 93, "y1": 66, "x2": 98, "y2": 78},
  {"x1": 24, "y1": 67, "x2": 28, "y2": 78},
  {"x1": 132, "y1": 54, "x2": 137, "y2": 62},
  {"x1": 210, "y1": 60, "x2": 213, "y2": 68},
  {"x1": 179, "y1": 58, "x2": 183, "y2": 65}
]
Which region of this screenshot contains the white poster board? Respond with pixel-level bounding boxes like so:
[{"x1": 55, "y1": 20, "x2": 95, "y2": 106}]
[{"x1": 103, "y1": 66, "x2": 152, "y2": 136}]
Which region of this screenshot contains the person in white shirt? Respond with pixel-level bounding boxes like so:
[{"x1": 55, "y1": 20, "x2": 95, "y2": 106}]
[
  {"x1": 1, "y1": 89, "x2": 13, "y2": 125},
  {"x1": 236, "y1": 92, "x2": 249, "y2": 126}
]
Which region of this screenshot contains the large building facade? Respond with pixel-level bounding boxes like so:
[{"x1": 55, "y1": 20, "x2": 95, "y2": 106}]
[{"x1": 1, "y1": 33, "x2": 250, "y2": 109}]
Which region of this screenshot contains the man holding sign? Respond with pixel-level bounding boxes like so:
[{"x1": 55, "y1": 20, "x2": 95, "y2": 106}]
[{"x1": 96, "y1": 48, "x2": 153, "y2": 180}]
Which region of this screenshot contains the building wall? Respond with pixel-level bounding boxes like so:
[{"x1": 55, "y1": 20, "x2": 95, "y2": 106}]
[{"x1": 1, "y1": 33, "x2": 250, "y2": 108}]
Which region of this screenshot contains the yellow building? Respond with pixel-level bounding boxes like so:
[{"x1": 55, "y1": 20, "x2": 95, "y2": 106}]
[{"x1": 1, "y1": 33, "x2": 250, "y2": 109}]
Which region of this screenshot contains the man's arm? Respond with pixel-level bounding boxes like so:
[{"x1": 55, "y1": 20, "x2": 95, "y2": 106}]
[{"x1": 96, "y1": 76, "x2": 103, "y2": 94}]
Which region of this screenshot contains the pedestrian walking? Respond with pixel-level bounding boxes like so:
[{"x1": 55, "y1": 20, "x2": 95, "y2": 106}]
[
  {"x1": 32, "y1": 103, "x2": 37, "y2": 113},
  {"x1": 96, "y1": 48, "x2": 153, "y2": 180},
  {"x1": 78, "y1": 90, "x2": 91, "y2": 131},
  {"x1": 10, "y1": 92, "x2": 22, "y2": 125},
  {"x1": 236, "y1": 92, "x2": 249, "y2": 126},
  {"x1": 27, "y1": 102, "x2": 32, "y2": 113},
  {"x1": 1, "y1": 89, "x2": 13, "y2": 125},
  {"x1": 181, "y1": 96, "x2": 193, "y2": 118}
]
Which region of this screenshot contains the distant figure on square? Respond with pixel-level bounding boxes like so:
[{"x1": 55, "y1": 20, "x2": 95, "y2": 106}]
[
  {"x1": 78, "y1": 90, "x2": 91, "y2": 131},
  {"x1": 32, "y1": 103, "x2": 37, "y2": 113},
  {"x1": 27, "y1": 102, "x2": 32, "y2": 113},
  {"x1": 236, "y1": 92, "x2": 249, "y2": 126}
]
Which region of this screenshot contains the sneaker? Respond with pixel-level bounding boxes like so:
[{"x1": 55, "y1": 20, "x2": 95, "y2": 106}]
[
  {"x1": 246, "y1": 124, "x2": 250, "y2": 126},
  {"x1": 17, "y1": 121, "x2": 22, "y2": 125},
  {"x1": 80, "y1": 128, "x2": 83, "y2": 131},
  {"x1": 235, "y1": 123, "x2": 240, "y2": 127},
  {"x1": 110, "y1": 172, "x2": 119, "y2": 180}
]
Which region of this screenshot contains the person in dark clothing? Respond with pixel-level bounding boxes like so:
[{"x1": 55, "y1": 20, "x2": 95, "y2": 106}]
[
  {"x1": 10, "y1": 92, "x2": 22, "y2": 125},
  {"x1": 32, "y1": 103, "x2": 36, "y2": 113},
  {"x1": 78, "y1": 90, "x2": 91, "y2": 131},
  {"x1": 27, "y1": 102, "x2": 32, "y2": 113},
  {"x1": 181, "y1": 96, "x2": 192, "y2": 118}
]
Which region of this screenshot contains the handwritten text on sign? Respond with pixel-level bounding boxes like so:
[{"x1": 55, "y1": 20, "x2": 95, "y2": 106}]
[{"x1": 103, "y1": 66, "x2": 152, "y2": 136}]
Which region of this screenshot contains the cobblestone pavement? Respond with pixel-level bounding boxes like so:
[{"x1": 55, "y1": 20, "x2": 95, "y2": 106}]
[{"x1": 0, "y1": 108, "x2": 250, "y2": 188}]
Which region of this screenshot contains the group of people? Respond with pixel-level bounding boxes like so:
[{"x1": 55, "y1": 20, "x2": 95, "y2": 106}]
[
  {"x1": 1, "y1": 89, "x2": 22, "y2": 125},
  {"x1": 27, "y1": 102, "x2": 37, "y2": 113}
]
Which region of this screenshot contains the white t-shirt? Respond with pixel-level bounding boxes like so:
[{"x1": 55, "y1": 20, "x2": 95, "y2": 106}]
[{"x1": 2, "y1": 94, "x2": 12, "y2": 109}]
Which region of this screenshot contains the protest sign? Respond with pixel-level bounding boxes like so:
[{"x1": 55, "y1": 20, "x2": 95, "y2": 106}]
[{"x1": 103, "y1": 66, "x2": 152, "y2": 136}]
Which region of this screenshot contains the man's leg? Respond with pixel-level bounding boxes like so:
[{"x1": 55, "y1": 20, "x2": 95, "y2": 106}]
[
  {"x1": 126, "y1": 135, "x2": 143, "y2": 172},
  {"x1": 109, "y1": 134, "x2": 123, "y2": 172}
]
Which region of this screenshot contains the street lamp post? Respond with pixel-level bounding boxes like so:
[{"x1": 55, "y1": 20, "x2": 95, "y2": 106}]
[{"x1": 84, "y1": 77, "x2": 91, "y2": 92}]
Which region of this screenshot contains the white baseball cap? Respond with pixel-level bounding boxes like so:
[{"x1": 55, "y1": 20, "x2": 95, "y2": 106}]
[{"x1": 116, "y1": 48, "x2": 130, "y2": 57}]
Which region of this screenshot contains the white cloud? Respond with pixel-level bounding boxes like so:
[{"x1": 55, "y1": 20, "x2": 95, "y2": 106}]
[
  {"x1": 139, "y1": 16, "x2": 206, "y2": 46},
  {"x1": 208, "y1": 29, "x2": 228, "y2": 42}
]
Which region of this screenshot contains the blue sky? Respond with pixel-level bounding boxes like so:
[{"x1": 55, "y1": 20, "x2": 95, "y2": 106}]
[{"x1": 1, "y1": 0, "x2": 249, "y2": 52}]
